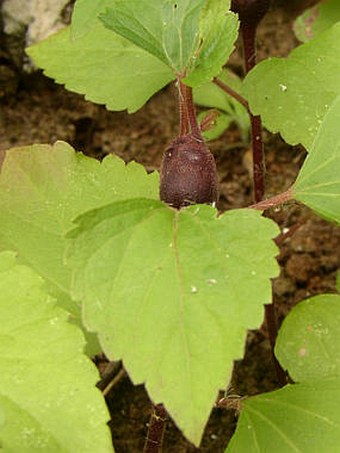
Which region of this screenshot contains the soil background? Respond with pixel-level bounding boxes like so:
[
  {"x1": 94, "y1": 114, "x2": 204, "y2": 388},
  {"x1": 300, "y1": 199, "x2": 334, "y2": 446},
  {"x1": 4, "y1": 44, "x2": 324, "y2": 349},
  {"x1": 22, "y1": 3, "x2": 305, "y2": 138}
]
[{"x1": 0, "y1": 2, "x2": 339, "y2": 452}]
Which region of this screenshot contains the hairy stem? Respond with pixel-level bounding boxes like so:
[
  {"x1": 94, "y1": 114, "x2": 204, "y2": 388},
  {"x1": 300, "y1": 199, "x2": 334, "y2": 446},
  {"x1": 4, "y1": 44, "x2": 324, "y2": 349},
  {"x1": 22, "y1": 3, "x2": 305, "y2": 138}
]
[
  {"x1": 241, "y1": 22, "x2": 265, "y2": 202},
  {"x1": 143, "y1": 404, "x2": 168, "y2": 453},
  {"x1": 184, "y1": 84, "x2": 204, "y2": 141},
  {"x1": 178, "y1": 79, "x2": 202, "y2": 140},
  {"x1": 199, "y1": 109, "x2": 220, "y2": 132},
  {"x1": 250, "y1": 188, "x2": 293, "y2": 210},
  {"x1": 178, "y1": 79, "x2": 189, "y2": 136}
]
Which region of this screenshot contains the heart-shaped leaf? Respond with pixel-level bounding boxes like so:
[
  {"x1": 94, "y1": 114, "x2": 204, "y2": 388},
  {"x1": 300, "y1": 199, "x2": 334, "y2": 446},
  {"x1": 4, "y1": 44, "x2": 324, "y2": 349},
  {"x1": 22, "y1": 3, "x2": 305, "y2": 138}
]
[{"x1": 67, "y1": 199, "x2": 279, "y2": 445}]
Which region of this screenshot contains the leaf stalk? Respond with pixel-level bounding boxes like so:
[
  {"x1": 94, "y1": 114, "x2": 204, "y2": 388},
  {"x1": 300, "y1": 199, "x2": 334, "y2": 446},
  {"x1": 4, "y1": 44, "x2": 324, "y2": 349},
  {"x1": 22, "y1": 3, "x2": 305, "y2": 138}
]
[
  {"x1": 178, "y1": 79, "x2": 203, "y2": 141},
  {"x1": 213, "y1": 77, "x2": 250, "y2": 113},
  {"x1": 250, "y1": 188, "x2": 293, "y2": 210}
]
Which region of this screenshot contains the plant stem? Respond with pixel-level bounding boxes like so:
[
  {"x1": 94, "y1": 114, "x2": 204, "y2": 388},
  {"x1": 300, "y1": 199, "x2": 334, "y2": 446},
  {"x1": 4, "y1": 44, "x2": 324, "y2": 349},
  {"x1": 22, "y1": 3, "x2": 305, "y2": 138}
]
[
  {"x1": 143, "y1": 404, "x2": 168, "y2": 453},
  {"x1": 199, "y1": 109, "x2": 220, "y2": 132},
  {"x1": 250, "y1": 188, "x2": 293, "y2": 210},
  {"x1": 178, "y1": 79, "x2": 203, "y2": 140},
  {"x1": 240, "y1": 22, "x2": 265, "y2": 202},
  {"x1": 184, "y1": 83, "x2": 204, "y2": 141},
  {"x1": 178, "y1": 79, "x2": 189, "y2": 136},
  {"x1": 241, "y1": 23, "x2": 257, "y2": 74},
  {"x1": 264, "y1": 304, "x2": 287, "y2": 387},
  {"x1": 213, "y1": 77, "x2": 250, "y2": 113},
  {"x1": 250, "y1": 114, "x2": 265, "y2": 203},
  {"x1": 252, "y1": 187, "x2": 294, "y2": 386}
]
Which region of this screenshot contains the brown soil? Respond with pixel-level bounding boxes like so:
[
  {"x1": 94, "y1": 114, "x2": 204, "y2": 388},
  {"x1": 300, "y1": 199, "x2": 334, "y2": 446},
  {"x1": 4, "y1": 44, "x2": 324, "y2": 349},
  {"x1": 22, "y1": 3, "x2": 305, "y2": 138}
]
[{"x1": 0, "y1": 3, "x2": 339, "y2": 452}]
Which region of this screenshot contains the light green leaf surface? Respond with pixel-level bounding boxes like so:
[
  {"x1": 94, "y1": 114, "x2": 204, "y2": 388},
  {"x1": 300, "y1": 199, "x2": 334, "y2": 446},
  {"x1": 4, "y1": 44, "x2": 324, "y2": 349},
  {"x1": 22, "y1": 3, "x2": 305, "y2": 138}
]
[
  {"x1": 162, "y1": 0, "x2": 206, "y2": 73},
  {"x1": 243, "y1": 22, "x2": 340, "y2": 148},
  {"x1": 184, "y1": 0, "x2": 239, "y2": 86},
  {"x1": 68, "y1": 199, "x2": 279, "y2": 445},
  {"x1": 99, "y1": 1, "x2": 169, "y2": 67},
  {"x1": 100, "y1": 0, "x2": 238, "y2": 87},
  {"x1": 294, "y1": 0, "x2": 340, "y2": 43},
  {"x1": 194, "y1": 69, "x2": 250, "y2": 141},
  {"x1": 275, "y1": 294, "x2": 340, "y2": 382},
  {"x1": 0, "y1": 142, "x2": 158, "y2": 297},
  {"x1": 227, "y1": 293, "x2": 340, "y2": 452},
  {"x1": 0, "y1": 251, "x2": 112, "y2": 452},
  {"x1": 27, "y1": 23, "x2": 174, "y2": 113},
  {"x1": 227, "y1": 378, "x2": 340, "y2": 453},
  {"x1": 293, "y1": 96, "x2": 340, "y2": 223},
  {"x1": 71, "y1": 0, "x2": 114, "y2": 39},
  {"x1": 100, "y1": 0, "x2": 205, "y2": 71}
]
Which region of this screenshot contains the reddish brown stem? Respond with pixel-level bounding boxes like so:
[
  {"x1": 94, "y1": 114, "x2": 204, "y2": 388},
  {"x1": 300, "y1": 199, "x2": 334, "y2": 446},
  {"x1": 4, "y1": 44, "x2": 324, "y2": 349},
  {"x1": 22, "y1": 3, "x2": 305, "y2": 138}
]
[
  {"x1": 240, "y1": 23, "x2": 265, "y2": 202},
  {"x1": 251, "y1": 186, "x2": 294, "y2": 387},
  {"x1": 265, "y1": 304, "x2": 287, "y2": 387},
  {"x1": 182, "y1": 83, "x2": 203, "y2": 141},
  {"x1": 251, "y1": 114, "x2": 265, "y2": 202},
  {"x1": 213, "y1": 77, "x2": 250, "y2": 113},
  {"x1": 143, "y1": 404, "x2": 168, "y2": 453},
  {"x1": 240, "y1": 23, "x2": 257, "y2": 73},
  {"x1": 199, "y1": 109, "x2": 220, "y2": 132},
  {"x1": 178, "y1": 79, "x2": 189, "y2": 136},
  {"x1": 178, "y1": 80, "x2": 202, "y2": 140},
  {"x1": 250, "y1": 188, "x2": 293, "y2": 210}
]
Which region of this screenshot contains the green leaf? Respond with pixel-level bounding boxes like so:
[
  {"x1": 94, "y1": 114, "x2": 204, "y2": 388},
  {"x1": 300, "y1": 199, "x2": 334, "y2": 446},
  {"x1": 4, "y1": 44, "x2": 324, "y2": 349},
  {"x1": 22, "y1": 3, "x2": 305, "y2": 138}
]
[
  {"x1": 68, "y1": 199, "x2": 279, "y2": 445},
  {"x1": 71, "y1": 0, "x2": 114, "y2": 39},
  {"x1": 227, "y1": 378, "x2": 340, "y2": 453},
  {"x1": 227, "y1": 293, "x2": 340, "y2": 452},
  {"x1": 0, "y1": 251, "x2": 113, "y2": 452},
  {"x1": 100, "y1": 0, "x2": 238, "y2": 87},
  {"x1": 162, "y1": 0, "x2": 206, "y2": 72},
  {"x1": 275, "y1": 294, "x2": 340, "y2": 382},
  {"x1": 243, "y1": 22, "x2": 340, "y2": 148},
  {"x1": 194, "y1": 69, "x2": 250, "y2": 140},
  {"x1": 27, "y1": 23, "x2": 174, "y2": 113},
  {"x1": 294, "y1": 0, "x2": 340, "y2": 43},
  {"x1": 293, "y1": 95, "x2": 340, "y2": 223},
  {"x1": 100, "y1": 0, "x2": 205, "y2": 71},
  {"x1": 0, "y1": 142, "x2": 159, "y2": 297},
  {"x1": 99, "y1": 1, "x2": 168, "y2": 67},
  {"x1": 184, "y1": 1, "x2": 239, "y2": 87}
]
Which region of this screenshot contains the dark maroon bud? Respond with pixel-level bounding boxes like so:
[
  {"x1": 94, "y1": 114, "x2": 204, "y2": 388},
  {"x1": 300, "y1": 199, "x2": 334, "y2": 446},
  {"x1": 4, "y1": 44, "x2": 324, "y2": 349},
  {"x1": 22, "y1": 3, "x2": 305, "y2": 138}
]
[
  {"x1": 231, "y1": 0, "x2": 271, "y2": 27},
  {"x1": 160, "y1": 134, "x2": 218, "y2": 209}
]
